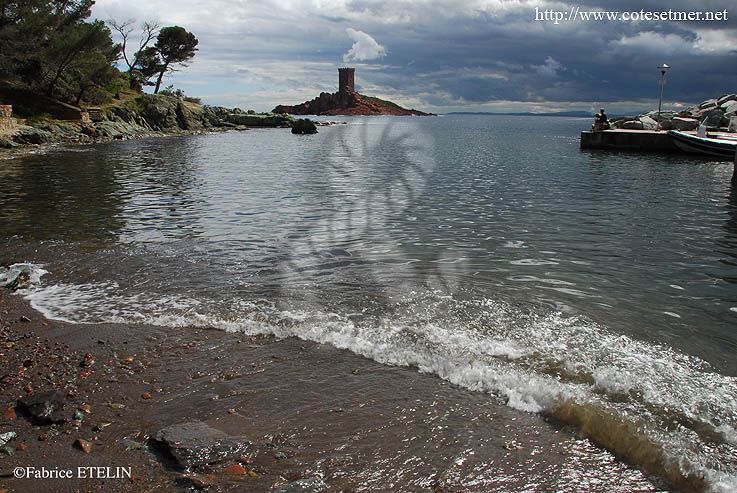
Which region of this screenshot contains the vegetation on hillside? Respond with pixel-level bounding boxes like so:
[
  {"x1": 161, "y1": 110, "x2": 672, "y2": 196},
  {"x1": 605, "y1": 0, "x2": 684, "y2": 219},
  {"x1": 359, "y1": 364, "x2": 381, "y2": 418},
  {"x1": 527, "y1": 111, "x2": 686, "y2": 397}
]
[{"x1": 0, "y1": 1, "x2": 198, "y2": 109}]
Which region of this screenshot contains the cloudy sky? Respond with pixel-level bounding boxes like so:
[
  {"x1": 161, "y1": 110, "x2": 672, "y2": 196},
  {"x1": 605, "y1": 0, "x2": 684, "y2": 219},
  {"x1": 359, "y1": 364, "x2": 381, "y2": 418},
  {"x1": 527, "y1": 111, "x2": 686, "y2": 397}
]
[{"x1": 91, "y1": 0, "x2": 737, "y2": 114}]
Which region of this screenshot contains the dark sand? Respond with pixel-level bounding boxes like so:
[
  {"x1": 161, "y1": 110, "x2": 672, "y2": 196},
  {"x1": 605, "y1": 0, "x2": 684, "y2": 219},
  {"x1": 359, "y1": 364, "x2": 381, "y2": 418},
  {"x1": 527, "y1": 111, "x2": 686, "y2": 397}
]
[{"x1": 0, "y1": 289, "x2": 667, "y2": 492}]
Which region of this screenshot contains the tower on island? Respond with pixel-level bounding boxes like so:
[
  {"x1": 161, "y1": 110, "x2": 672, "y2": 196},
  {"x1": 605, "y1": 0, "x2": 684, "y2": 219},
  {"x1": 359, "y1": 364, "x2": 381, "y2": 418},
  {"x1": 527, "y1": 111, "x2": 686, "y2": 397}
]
[{"x1": 338, "y1": 67, "x2": 355, "y2": 93}]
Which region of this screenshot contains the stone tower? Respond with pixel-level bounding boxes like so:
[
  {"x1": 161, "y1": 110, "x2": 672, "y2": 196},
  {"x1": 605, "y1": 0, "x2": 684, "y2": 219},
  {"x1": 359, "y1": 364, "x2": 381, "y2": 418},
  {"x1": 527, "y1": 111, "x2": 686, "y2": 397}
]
[{"x1": 338, "y1": 67, "x2": 355, "y2": 93}]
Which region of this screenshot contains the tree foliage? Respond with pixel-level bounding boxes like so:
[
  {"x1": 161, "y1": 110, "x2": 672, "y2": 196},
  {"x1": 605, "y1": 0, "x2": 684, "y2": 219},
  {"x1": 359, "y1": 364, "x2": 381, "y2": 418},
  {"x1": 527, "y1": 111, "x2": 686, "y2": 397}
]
[
  {"x1": 151, "y1": 26, "x2": 198, "y2": 93},
  {"x1": 0, "y1": 2, "x2": 200, "y2": 106},
  {"x1": 0, "y1": 0, "x2": 123, "y2": 104}
]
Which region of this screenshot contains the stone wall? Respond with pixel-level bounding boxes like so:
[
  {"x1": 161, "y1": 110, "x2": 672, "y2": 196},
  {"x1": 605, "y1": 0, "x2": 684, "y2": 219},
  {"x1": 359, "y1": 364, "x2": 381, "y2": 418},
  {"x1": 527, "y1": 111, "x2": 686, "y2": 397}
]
[{"x1": 0, "y1": 104, "x2": 17, "y2": 132}]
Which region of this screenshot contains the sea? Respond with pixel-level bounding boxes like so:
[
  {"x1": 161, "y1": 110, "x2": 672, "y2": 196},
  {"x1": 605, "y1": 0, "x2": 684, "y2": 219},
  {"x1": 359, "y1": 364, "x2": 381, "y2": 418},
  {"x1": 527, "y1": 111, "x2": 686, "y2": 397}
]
[{"x1": 1, "y1": 115, "x2": 736, "y2": 491}]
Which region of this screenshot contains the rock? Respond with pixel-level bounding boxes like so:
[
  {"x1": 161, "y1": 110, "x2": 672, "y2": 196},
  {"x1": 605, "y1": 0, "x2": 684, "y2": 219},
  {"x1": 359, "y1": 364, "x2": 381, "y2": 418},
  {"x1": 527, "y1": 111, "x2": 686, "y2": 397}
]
[
  {"x1": 291, "y1": 119, "x2": 318, "y2": 134},
  {"x1": 153, "y1": 421, "x2": 251, "y2": 468},
  {"x1": 698, "y1": 108, "x2": 725, "y2": 127},
  {"x1": 670, "y1": 117, "x2": 699, "y2": 131},
  {"x1": 717, "y1": 94, "x2": 737, "y2": 106},
  {"x1": 221, "y1": 464, "x2": 247, "y2": 475},
  {"x1": 621, "y1": 120, "x2": 644, "y2": 130},
  {"x1": 638, "y1": 115, "x2": 658, "y2": 130},
  {"x1": 0, "y1": 431, "x2": 16, "y2": 448},
  {"x1": 3, "y1": 407, "x2": 17, "y2": 421},
  {"x1": 224, "y1": 113, "x2": 293, "y2": 127},
  {"x1": 274, "y1": 478, "x2": 329, "y2": 493},
  {"x1": 137, "y1": 94, "x2": 180, "y2": 130},
  {"x1": 19, "y1": 390, "x2": 66, "y2": 425},
  {"x1": 12, "y1": 126, "x2": 53, "y2": 145},
  {"x1": 699, "y1": 99, "x2": 718, "y2": 110},
  {"x1": 80, "y1": 353, "x2": 95, "y2": 367},
  {"x1": 644, "y1": 110, "x2": 675, "y2": 122},
  {"x1": 723, "y1": 101, "x2": 737, "y2": 117},
  {"x1": 75, "y1": 438, "x2": 92, "y2": 453},
  {"x1": 729, "y1": 117, "x2": 737, "y2": 133},
  {"x1": 176, "y1": 101, "x2": 205, "y2": 130},
  {"x1": 658, "y1": 119, "x2": 674, "y2": 130}
]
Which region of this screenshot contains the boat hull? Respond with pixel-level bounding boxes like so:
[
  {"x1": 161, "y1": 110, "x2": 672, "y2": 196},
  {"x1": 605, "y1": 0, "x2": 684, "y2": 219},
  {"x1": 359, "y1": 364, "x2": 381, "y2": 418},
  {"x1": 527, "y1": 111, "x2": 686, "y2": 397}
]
[{"x1": 668, "y1": 130, "x2": 737, "y2": 160}]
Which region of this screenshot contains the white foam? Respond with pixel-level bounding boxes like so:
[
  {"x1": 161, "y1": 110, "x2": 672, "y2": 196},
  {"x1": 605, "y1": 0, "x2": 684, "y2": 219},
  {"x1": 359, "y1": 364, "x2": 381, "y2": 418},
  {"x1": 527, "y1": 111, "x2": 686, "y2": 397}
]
[
  {"x1": 509, "y1": 259, "x2": 559, "y2": 266},
  {"x1": 0, "y1": 263, "x2": 48, "y2": 287}
]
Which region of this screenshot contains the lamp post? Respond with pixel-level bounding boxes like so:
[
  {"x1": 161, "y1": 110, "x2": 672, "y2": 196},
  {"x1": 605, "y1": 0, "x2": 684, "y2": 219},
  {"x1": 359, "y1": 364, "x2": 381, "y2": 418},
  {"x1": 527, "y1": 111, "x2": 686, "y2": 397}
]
[{"x1": 657, "y1": 63, "x2": 670, "y2": 127}]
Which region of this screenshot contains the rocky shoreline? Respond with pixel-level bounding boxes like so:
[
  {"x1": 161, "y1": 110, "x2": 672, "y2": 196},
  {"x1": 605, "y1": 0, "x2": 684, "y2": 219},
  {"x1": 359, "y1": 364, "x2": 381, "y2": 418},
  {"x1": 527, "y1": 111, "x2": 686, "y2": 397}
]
[{"x1": 0, "y1": 93, "x2": 340, "y2": 152}]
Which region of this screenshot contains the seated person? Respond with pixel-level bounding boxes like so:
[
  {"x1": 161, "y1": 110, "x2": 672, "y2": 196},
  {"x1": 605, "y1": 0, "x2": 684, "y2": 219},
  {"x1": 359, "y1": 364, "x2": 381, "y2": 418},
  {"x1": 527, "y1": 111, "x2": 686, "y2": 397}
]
[{"x1": 593, "y1": 108, "x2": 609, "y2": 131}]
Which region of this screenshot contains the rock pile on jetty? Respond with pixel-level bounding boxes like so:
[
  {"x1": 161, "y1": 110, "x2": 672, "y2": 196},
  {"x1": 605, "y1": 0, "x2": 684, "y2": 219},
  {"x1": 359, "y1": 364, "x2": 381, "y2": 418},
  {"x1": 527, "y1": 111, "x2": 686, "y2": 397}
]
[{"x1": 611, "y1": 93, "x2": 737, "y2": 132}]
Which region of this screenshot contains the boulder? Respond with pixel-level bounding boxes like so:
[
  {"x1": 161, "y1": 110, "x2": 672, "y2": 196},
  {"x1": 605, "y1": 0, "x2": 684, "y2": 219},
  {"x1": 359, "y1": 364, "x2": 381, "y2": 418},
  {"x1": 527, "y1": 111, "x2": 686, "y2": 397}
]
[
  {"x1": 638, "y1": 115, "x2": 658, "y2": 130},
  {"x1": 225, "y1": 113, "x2": 293, "y2": 127},
  {"x1": 291, "y1": 119, "x2": 318, "y2": 134},
  {"x1": 729, "y1": 117, "x2": 737, "y2": 133},
  {"x1": 12, "y1": 126, "x2": 52, "y2": 145},
  {"x1": 677, "y1": 105, "x2": 700, "y2": 118},
  {"x1": 657, "y1": 119, "x2": 674, "y2": 130},
  {"x1": 154, "y1": 421, "x2": 251, "y2": 468},
  {"x1": 723, "y1": 101, "x2": 737, "y2": 117},
  {"x1": 621, "y1": 120, "x2": 644, "y2": 130},
  {"x1": 176, "y1": 101, "x2": 205, "y2": 130},
  {"x1": 698, "y1": 108, "x2": 725, "y2": 127},
  {"x1": 137, "y1": 94, "x2": 180, "y2": 130},
  {"x1": 699, "y1": 99, "x2": 718, "y2": 110},
  {"x1": 19, "y1": 390, "x2": 66, "y2": 424},
  {"x1": 644, "y1": 110, "x2": 675, "y2": 122},
  {"x1": 670, "y1": 117, "x2": 699, "y2": 131},
  {"x1": 717, "y1": 94, "x2": 737, "y2": 106}
]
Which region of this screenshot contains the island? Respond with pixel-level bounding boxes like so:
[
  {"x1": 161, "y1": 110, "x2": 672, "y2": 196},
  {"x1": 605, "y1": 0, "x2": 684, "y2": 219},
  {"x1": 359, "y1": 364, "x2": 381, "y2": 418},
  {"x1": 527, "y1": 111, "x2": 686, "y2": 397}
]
[{"x1": 273, "y1": 68, "x2": 433, "y2": 116}]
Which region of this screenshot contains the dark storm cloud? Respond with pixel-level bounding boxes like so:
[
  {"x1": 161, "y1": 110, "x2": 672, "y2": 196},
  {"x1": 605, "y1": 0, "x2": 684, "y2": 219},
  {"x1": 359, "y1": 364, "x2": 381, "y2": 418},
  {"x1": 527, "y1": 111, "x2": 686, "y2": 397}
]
[{"x1": 92, "y1": 0, "x2": 737, "y2": 111}]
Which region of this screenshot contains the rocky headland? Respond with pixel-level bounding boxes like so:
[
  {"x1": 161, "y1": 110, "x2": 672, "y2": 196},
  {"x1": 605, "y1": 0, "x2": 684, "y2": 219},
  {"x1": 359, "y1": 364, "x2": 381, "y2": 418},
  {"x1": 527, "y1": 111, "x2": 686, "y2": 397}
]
[{"x1": 609, "y1": 93, "x2": 737, "y2": 132}]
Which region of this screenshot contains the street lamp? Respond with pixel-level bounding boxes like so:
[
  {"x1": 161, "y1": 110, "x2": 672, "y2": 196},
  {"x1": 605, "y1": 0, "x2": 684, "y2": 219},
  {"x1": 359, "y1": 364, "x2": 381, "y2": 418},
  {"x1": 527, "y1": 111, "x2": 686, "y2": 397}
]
[{"x1": 657, "y1": 63, "x2": 670, "y2": 127}]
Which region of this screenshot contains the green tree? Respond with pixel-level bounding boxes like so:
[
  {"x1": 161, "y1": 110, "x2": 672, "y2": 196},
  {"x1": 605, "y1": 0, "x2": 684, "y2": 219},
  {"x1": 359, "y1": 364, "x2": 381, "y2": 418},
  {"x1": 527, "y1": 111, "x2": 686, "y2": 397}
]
[
  {"x1": 43, "y1": 19, "x2": 118, "y2": 98},
  {"x1": 151, "y1": 26, "x2": 198, "y2": 94}
]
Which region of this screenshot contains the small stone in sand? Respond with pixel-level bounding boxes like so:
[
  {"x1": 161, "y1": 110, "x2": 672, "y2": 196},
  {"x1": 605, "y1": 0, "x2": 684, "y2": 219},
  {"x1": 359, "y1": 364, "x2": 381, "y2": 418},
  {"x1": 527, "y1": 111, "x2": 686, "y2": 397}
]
[
  {"x1": 75, "y1": 438, "x2": 92, "y2": 453},
  {"x1": 221, "y1": 464, "x2": 247, "y2": 475}
]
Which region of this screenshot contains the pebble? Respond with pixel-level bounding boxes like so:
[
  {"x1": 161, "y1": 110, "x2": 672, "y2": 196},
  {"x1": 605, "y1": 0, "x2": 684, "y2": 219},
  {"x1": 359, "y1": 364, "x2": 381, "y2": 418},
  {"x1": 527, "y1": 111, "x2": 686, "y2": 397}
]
[
  {"x1": 221, "y1": 464, "x2": 247, "y2": 475},
  {"x1": 75, "y1": 438, "x2": 92, "y2": 453},
  {"x1": 2, "y1": 407, "x2": 16, "y2": 420}
]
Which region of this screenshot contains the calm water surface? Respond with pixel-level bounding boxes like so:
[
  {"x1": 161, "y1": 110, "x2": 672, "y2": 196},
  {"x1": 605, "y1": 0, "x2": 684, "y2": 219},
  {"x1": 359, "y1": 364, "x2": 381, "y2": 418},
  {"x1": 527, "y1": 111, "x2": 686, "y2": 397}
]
[{"x1": 2, "y1": 115, "x2": 736, "y2": 490}]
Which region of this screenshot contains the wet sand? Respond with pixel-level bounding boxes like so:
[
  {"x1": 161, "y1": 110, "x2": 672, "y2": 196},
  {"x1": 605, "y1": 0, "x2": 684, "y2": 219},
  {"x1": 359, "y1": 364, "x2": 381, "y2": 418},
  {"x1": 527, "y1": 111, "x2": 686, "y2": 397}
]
[{"x1": 0, "y1": 289, "x2": 668, "y2": 492}]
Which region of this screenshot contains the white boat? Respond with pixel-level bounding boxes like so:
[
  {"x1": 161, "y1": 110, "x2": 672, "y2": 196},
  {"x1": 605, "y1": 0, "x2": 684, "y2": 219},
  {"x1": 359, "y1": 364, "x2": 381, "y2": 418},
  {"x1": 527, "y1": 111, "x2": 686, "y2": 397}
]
[{"x1": 668, "y1": 130, "x2": 737, "y2": 159}]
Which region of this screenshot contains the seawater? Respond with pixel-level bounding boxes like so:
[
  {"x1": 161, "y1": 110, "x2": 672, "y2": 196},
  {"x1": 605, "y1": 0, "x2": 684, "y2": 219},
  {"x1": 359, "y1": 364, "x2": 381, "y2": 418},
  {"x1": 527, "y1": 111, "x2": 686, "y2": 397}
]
[{"x1": 2, "y1": 115, "x2": 737, "y2": 491}]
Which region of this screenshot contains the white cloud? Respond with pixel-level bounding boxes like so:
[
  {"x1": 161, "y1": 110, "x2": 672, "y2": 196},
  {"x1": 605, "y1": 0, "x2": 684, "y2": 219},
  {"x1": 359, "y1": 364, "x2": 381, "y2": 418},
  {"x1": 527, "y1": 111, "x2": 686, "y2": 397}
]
[
  {"x1": 533, "y1": 56, "x2": 564, "y2": 77},
  {"x1": 611, "y1": 32, "x2": 694, "y2": 55},
  {"x1": 343, "y1": 28, "x2": 387, "y2": 62}
]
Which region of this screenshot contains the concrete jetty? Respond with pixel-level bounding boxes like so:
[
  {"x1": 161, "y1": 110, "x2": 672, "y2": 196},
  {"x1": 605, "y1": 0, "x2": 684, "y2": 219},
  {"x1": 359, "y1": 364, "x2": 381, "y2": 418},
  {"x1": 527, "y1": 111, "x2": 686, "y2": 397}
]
[{"x1": 580, "y1": 129, "x2": 681, "y2": 153}]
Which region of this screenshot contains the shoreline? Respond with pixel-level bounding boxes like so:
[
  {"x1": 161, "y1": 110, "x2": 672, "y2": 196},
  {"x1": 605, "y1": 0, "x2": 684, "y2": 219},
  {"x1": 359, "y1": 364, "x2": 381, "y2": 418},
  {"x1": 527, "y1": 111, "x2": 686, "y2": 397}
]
[{"x1": 0, "y1": 287, "x2": 669, "y2": 492}]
